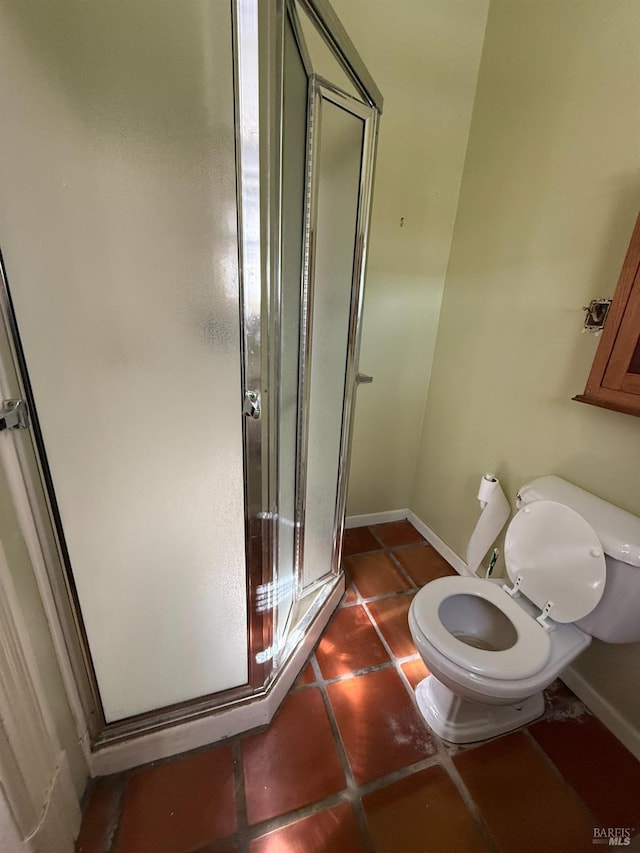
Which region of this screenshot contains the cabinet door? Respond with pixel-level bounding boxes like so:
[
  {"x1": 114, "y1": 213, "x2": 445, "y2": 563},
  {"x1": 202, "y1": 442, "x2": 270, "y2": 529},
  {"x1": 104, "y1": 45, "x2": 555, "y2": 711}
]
[{"x1": 575, "y1": 212, "x2": 640, "y2": 416}]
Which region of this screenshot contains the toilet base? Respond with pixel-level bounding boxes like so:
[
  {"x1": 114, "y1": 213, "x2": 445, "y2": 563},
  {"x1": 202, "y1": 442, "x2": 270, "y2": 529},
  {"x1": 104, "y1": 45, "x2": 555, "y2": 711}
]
[{"x1": 415, "y1": 675, "x2": 545, "y2": 744}]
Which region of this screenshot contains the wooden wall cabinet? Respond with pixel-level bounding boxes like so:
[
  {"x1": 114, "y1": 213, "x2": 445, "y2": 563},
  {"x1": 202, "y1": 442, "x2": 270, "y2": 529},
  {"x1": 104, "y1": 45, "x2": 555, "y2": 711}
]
[{"x1": 575, "y1": 213, "x2": 640, "y2": 417}]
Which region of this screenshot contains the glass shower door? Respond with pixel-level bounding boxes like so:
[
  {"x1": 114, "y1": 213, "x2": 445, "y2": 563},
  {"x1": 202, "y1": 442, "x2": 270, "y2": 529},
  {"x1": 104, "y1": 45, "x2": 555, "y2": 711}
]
[
  {"x1": 298, "y1": 84, "x2": 371, "y2": 593},
  {"x1": 0, "y1": 1, "x2": 250, "y2": 723},
  {"x1": 274, "y1": 1, "x2": 380, "y2": 651},
  {"x1": 274, "y1": 10, "x2": 310, "y2": 648}
]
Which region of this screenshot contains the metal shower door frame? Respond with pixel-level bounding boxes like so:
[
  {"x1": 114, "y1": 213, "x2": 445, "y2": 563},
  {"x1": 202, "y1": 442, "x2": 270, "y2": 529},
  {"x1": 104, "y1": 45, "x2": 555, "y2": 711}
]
[{"x1": 293, "y1": 75, "x2": 379, "y2": 598}]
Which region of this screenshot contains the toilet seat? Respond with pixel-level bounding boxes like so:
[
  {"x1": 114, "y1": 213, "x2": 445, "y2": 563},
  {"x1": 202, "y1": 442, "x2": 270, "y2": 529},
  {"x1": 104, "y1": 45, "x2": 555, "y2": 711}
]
[
  {"x1": 411, "y1": 499, "x2": 607, "y2": 682},
  {"x1": 411, "y1": 576, "x2": 552, "y2": 680}
]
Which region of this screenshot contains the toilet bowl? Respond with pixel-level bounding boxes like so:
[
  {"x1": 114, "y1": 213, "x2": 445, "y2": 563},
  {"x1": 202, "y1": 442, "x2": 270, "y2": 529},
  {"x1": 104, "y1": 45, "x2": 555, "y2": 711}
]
[
  {"x1": 408, "y1": 575, "x2": 591, "y2": 742},
  {"x1": 408, "y1": 477, "x2": 640, "y2": 744}
]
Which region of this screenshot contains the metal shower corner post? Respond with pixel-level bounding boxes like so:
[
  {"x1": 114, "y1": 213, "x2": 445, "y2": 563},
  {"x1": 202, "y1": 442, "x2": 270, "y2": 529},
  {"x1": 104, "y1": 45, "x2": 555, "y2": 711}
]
[{"x1": 234, "y1": 0, "x2": 274, "y2": 694}]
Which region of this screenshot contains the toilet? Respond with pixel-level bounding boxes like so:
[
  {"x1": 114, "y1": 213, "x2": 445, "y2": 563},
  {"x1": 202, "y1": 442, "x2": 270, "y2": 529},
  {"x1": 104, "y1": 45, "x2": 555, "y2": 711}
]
[{"x1": 408, "y1": 476, "x2": 640, "y2": 743}]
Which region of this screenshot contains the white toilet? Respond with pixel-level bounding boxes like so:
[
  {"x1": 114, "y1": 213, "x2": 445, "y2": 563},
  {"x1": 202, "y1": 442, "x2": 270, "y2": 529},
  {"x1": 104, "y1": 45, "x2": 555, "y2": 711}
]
[{"x1": 408, "y1": 476, "x2": 640, "y2": 744}]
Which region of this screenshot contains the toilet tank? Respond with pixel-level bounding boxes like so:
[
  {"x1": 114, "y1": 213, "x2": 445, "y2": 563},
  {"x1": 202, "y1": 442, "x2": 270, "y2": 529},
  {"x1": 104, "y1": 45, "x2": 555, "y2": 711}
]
[{"x1": 517, "y1": 476, "x2": 640, "y2": 643}]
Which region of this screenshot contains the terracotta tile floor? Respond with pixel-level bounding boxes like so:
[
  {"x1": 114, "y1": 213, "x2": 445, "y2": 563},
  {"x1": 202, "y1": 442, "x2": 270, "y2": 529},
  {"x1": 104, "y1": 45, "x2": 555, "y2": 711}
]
[{"x1": 77, "y1": 521, "x2": 640, "y2": 853}]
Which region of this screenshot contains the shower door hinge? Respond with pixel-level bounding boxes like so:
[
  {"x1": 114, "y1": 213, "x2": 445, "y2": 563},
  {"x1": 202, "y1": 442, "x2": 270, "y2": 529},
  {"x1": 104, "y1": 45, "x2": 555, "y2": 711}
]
[
  {"x1": 242, "y1": 390, "x2": 261, "y2": 420},
  {"x1": 0, "y1": 399, "x2": 28, "y2": 432}
]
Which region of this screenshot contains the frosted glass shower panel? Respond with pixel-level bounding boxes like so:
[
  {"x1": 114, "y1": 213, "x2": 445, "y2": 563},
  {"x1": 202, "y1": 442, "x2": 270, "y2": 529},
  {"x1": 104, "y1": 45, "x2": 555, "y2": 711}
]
[
  {"x1": 276, "y1": 15, "x2": 309, "y2": 643},
  {"x1": 302, "y1": 99, "x2": 365, "y2": 589},
  {"x1": 0, "y1": 2, "x2": 248, "y2": 721}
]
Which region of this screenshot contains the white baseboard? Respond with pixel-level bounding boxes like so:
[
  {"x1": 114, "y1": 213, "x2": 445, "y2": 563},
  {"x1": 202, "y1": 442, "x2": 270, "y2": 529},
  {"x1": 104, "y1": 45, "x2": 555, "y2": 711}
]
[
  {"x1": 345, "y1": 509, "x2": 408, "y2": 529},
  {"x1": 90, "y1": 580, "x2": 344, "y2": 776},
  {"x1": 406, "y1": 510, "x2": 472, "y2": 577},
  {"x1": 560, "y1": 667, "x2": 640, "y2": 760},
  {"x1": 346, "y1": 507, "x2": 473, "y2": 577}
]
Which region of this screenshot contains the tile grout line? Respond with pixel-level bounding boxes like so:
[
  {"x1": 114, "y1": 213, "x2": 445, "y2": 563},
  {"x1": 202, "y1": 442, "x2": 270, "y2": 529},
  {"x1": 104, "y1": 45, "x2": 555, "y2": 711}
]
[
  {"x1": 372, "y1": 541, "x2": 430, "y2": 553},
  {"x1": 119, "y1": 533, "x2": 474, "y2": 852},
  {"x1": 360, "y1": 599, "x2": 401, "y2": 656},
  {"x1": 346, "y1": 547, "x2": 420, "y2": 595},
  {"x1": 345, "y1": 566, "x2": 416, "y2": 605},
  {"x1": 230, "y1": 662, "x2": 370, "y2": 849},
  {"x1": 385, "y1": 548, "x2": 420, "y2": 591},
  {"x1": 317, "y1": 654, "x2": 423, "y2": 689},
  {"x1": 352, "y1": 562, "x2": 444, "y2": 738},
  {"x1": 359, "y1": 598, "x2": 421, "y2": 709},
  {"x1": 356, "y1": 541, "x2": 502, "y2": 852},
  {"x1": 394, "y1": 653, "x2": 425, "y2": 695},
  {"x1": 308, "y1": 650, "x2": 323, "y2": 683},
  {"x1": 356, "y1": 589, "x2": 497, "y2": 845},
  {"x1": 343, "y1": 542, "x2": 425, "y2": 560},
  {"x1": 322, "y1": 572, "x2": 499, "y2": 852},
  {"x1": 311, "y1": 654, "x2": 377, "y2": 853},
  {"x1": 241, "y1": 754, "x2": 448, "y2": 846},
  {"x1": 342, "y1": 571, "x2": 366, "y2": 606},
  {"x1": 436, "y1": 743, "x2": 501, "y2": 853},
  {"x1": 239, "y1": 791, "x2": 355, "y2": 845},
  {"x1": 355, "y1": 753, "x2": 443, "y2": 797},
  {"x1": 525, "y1": 719, "x2": 640, "y2": 845},
  {"x1": 365, "y1": 522, "x2": 428, "y2": 554},
  {"x1": 359, "y1": 589, "x2": 453, "y2": 758},
  {"x1": 231, "y1": 739, "x2": 250, "y2": 853},
  {"x1": 366, "y1": 523, "x2": 389, "y2": 551},
  {"x1": 364, "y1": 583, "x2": 499, "y2": 846},
  {"x1": 344, "y1": 789, "x2": 376, "y2": 850},
  {"x1": 106, "y1": 776, "x2": 127, "y2": 853},
  {"x1": 523, "y1": 726, "x2": 604, "y2": 832}
]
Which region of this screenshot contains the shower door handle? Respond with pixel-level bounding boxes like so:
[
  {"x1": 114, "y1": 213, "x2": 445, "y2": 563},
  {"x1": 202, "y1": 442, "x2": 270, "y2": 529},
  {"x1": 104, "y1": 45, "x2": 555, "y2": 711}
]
[
  {"x1": 0, "y1": 399, "x2": 28, "y2": 431},
  {"x1": 243, "y1": 390, "x2": 261, "y2": 420},
  {"x1": 355, "y1": 373, "x2": 374, "y2": 385}
]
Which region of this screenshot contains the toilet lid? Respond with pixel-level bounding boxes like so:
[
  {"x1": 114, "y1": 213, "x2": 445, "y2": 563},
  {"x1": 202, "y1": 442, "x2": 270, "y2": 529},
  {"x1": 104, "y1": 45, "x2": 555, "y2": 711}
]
[{"x1": 505, "y1": 500, "x2": 606, "y2": 623}]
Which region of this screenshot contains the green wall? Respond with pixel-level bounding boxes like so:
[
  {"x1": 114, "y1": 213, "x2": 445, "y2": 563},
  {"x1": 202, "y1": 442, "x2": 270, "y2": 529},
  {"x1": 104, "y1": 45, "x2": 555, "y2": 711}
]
[
  {"x1": 412, "y1": 0, "x2": 640, "y2": 732},
  {"x1": 335, "y1": 0, "x2": 489, "y2": 515}
]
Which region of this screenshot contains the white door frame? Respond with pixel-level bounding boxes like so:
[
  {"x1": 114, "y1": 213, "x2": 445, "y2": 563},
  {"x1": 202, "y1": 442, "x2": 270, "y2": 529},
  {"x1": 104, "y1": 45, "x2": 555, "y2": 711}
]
[{"x1": 0, "y1": 537, "x2": 81, "y2": 852}]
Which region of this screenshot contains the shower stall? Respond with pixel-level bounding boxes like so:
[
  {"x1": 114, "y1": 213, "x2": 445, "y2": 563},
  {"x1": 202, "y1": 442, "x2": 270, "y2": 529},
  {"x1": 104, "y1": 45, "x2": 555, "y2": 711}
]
[{"x1": 0, "y1": 0, "x2": 381, "y2": 755}]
